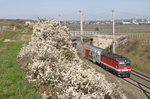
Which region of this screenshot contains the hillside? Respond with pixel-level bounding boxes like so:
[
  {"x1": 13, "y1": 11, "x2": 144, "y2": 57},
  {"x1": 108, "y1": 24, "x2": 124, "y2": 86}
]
[{"x1": 116, "y1": 39, "x2": 150, "y2": 75}]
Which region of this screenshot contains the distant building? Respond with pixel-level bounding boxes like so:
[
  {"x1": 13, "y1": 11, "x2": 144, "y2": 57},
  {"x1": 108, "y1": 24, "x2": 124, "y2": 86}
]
[
  {"x1": 95, "y1": 22, "x2": 100, "y2": 24},
  {"x1": 105, "y1": 21, "x2": 112, "y2": 24},
  {"x1": 146, "y1": 18, "x2": 149, "y2": 22},
  {"x1": 25, "y1": 21, "x2": 34, "y2": 27},
  {"x1": 139, "y1": 18, "x2": 150, "y2": 24},
  {"x1": 122, "y1": 21, "x2": 132, "y2": 25},
  {"x1": 131, "y1": 18, "x2": 137, "y2": 24},
  {"x1": 134, "y1": 22, "x2": 139, "y2": 25},
  {"x1": 25, "y1": 21, "x2": 31, "y2": 25}
]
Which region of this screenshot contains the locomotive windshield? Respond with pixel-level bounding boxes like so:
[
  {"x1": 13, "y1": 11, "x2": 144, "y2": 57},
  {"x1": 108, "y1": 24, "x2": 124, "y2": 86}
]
[
  {"x1": 119, "y1": 62, "x2": 125, "y2": 66},
  {"x1": 119, "y1": 61, "x2": 131, "y2": 66}
]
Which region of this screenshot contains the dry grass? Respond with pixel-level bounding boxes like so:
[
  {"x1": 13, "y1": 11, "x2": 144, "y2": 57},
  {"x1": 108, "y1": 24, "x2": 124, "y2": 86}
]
[
  {"x1": 19, "y1": 35, "x2": 31, "y2": 41},
  {"x1": 116, "y1": 39, "x2": 150, "y2": 75}
]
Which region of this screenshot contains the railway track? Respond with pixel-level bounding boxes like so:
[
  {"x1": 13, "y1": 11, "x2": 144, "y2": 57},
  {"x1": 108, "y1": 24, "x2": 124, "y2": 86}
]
[
  {"x1": 80, "y1": 56, "x2": 150, "y2": 98},
  {"x1": 123, "y1": 69, "x2": 150, "y2": 98}
]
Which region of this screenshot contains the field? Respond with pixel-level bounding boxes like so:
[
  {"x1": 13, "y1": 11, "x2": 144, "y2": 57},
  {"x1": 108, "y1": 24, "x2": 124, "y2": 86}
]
[
  {"x1": 0, "y1": 19, "x2": 33, "y2": 26},
  {"x1": 0, "y1": 29, "x2": 40, "y2": 99},
  {"x1": 67, "y1": 23, "x2": 150, "y2": 34}
]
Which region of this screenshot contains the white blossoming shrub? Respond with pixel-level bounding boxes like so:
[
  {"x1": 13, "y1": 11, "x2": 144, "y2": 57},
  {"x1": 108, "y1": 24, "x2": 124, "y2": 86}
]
[{"x1": 17, "y1": 20, "x2": 127, "y2": 99}]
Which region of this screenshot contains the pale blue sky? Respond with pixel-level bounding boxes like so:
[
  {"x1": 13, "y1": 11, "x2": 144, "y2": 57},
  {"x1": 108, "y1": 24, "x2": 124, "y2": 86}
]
[{"x1": 0, "y1": 0, "x2": 150, "y2": 20}]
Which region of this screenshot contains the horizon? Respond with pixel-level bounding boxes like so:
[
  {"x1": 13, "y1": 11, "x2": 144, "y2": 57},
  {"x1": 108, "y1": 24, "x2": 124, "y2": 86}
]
[
  {"x1": 0, "y1": 18, "x2": 149, "y2": 21},
  {"x1": 0, "y1": 0, "x2": 150, "y2": 21}
]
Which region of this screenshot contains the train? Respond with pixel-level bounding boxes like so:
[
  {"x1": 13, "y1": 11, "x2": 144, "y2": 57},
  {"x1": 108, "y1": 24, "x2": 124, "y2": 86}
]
[{"x1": 72, "y1": 41, "x2": 131, "y2": 77}]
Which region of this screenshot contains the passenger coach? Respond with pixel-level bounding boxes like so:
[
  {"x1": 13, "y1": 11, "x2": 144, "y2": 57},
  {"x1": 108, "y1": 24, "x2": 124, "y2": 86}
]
[{"x1": 72, "y1": 41, "x2": 131, "y2": 77}]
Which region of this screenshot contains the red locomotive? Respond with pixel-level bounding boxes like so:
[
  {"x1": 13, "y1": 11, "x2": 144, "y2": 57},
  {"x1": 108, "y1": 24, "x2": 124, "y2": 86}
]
[{"x1": 72, "y1": 41, "x2": 131, "y2": 77}]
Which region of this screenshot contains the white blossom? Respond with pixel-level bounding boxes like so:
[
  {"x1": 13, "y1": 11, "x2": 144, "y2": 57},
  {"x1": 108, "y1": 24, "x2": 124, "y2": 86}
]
[{"x1": 17, "y1": 20, "x2": 127, "y2": 99}]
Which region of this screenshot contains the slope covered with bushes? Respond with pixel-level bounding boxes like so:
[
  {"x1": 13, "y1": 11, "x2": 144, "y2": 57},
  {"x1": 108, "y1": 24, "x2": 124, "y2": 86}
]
[{"x1": 17, "y1": 20, "x2": 127, "y2": 99}]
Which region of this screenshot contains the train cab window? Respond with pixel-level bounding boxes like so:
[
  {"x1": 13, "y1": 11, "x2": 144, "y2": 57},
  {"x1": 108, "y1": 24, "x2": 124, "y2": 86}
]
[
  {"x1": 90, "y1": 50, "x2": 94, "y2": 56},
  {"x1": 90, "y1": 52, "x2": 92, "y2": 56},
  {"x1": 126, "y1": 62, "x2": 131, "y2": 66},
  {"x1": 119, "y1": 64, "x2": 125, "y2": 66},
  {"x1": 96, "y1": 51, "x2": 100, "y2": 58},
  {"x1": 96, "y1": 54, "x2": 98, "y2": 58},
  {"x1": 119, "y1": 62, "x2": 125, "y2": 66}
]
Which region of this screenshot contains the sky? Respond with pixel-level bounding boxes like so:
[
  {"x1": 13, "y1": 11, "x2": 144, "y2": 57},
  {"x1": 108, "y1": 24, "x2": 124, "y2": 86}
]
[{"x1": 0, "y1": 0, "x2": 150, "y2": 20}]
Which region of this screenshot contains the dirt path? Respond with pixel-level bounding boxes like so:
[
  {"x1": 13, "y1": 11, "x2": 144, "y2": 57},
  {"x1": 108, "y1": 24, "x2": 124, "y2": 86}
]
[
  {"x1": 3, "y1": 35, "x2": 31, "y2": 43},
  {"x1": 19, "y1": 35, "x2": 31, "y2": 41},
  {"x1": 82, "y1": 58, "x2": 149, "y2": 99}
]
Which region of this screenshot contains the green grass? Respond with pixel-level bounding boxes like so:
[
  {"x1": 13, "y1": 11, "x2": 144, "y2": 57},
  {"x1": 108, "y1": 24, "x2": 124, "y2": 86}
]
[
  {"x1": 0, "y1": 31, "x2": 20, "y2": 40},
  {"x1": 0, "y1": 28, "x2": 32, "y2": 41},
  {"x1": 0, "y1": 31, "x2": 41, "y2": 99}
]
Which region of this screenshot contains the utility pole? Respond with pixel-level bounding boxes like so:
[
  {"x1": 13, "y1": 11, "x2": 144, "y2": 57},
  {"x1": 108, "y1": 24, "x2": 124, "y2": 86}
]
[
  {"x1": 112, "y1": 10, "x2": 116, "y2": 54},
  {"x1": 79, "y1": 11, "x2": 84, "y2": 57},
  {"x1": 58, "y1": 14, "x2": 61, "y2": 25},
  {"x1": 79, "y1": 11, "x2": 83, "y2": 43}
]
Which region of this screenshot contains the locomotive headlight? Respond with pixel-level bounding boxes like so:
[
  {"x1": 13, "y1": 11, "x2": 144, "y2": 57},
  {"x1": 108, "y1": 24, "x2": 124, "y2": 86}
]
[{"x1": 118, "y1": 69, "x2": 131, "y2": 72}]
